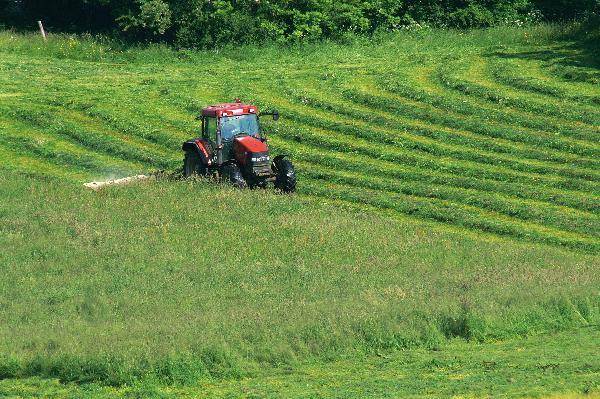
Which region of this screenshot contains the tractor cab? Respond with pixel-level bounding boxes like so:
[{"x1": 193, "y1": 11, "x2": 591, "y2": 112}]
[
  {"x1": 182, "y1": 101, "x2": 295, "y2": 192},
  {"x1": 198, "y1": 102, "x2": 265, "y2": 163}
]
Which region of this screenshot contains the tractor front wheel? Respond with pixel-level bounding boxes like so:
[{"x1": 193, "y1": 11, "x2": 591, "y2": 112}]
[
  {"x1": 224, "y1": 164, "x2": 247, "y2": 189},
  {"x1": 183, "y1": 150, "x2": 206, "y2": 178},
  {"x1": 273, "y1": 158, "x2": 296, "y2": 193}
]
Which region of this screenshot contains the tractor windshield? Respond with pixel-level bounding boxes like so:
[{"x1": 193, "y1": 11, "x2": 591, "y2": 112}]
[{"x1": 220, "y1": 114, "x2": 260, "y2": 141}]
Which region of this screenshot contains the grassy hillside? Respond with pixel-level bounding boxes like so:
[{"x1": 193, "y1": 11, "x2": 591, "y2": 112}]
[
  {"x1": 0, "y1": 170, "x2": 599, "y2": 387},
  {"x1": 0, "y1": 23, "x2": 599, "y2": 397},
  {"x1": 0, "y1": 24, "x2": 599, "y2": 253}
]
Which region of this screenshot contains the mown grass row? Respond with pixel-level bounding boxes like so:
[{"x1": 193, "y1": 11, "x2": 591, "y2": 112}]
[
  {"x1": 0, "y1": 128, "x2": 138, "y2": 178},
  {"x1": 343, "y1": 81, "x2": 600, "y2": 162},
  {"x1": 297, "y1": 160, "x2": 598, "y2": 238},
  {"x1": 366, "y1": 63, "x2": 600, "y2": 146},
  {"x1": 435, "y1": 58, "x2": 600, "y2": 127},
  {"x1": 264, "y1": 95, "x2": 597, "y2": 200},
  {"x1": 257, "y1": 62, "x2": 599, "y2": 177},
  {"x1": 270, "y1": 135, "x2": 599, "y2": 213},
  {"x1": 43, "y1": 98, "x2": 188, "y2": 151},
  {"x1": 377, "y1": 70, "x2": 600, "y2": 148},
  {"x1": 546, "y1": 61, "x2": 600, "y2": 86},
  {"x1": 304, "y1": 65, "x2": 600, "y2": 156},
  {"x1": 0, "y1": 104, "x2": 178, "y2": 170},
  {"x1": 487, "y1": 58, "x2": 600, "y2": 106},
  {"x1": 258, "y1": 92, "x2": 598, "y2": 194},
  {"x1": 245, "y1": 64, "x2": 600, "y2": 251},
  {"x1": 267, "y1": 129, "x2": 599, "y2": 252},
  {"x1": 280, "y1": 82, "x2": 600, "y2": 182},
  {"x1": 256, "y1": 72, "x2": 598, "y2": 167},
  {"x1": 0, "y1": 144, "x2": 94, "y2": 181},
  {"x1": 299, "y1": 177, "x2": 598, "y2": 252},
  {"x1": 1, "y1": 30, "x2": 598, "y2": 252}
]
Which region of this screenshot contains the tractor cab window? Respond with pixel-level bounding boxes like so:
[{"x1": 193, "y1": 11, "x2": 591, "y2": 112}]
[
  {"x1": 219, "y1": 114, "x2": 260, "y2": 141},
  {"x1": 204, "y1": 117, "x2": 218, "y2": 144}
]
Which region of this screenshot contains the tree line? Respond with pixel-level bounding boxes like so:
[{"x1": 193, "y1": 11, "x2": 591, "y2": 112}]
[{"x1": 1, "y1": 0, "x2": 598, "y2": 48}]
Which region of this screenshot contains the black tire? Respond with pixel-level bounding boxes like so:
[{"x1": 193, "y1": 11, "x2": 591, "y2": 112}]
[
  {"x1": 273, "y1": 159, "x2": 296, "y2": 193},
  {"x1": 183, "y1": 150, "x2": 206, "y2": 177},
  {"x1": 223, "y1": 163, "x2": 247, "y2": 189}
]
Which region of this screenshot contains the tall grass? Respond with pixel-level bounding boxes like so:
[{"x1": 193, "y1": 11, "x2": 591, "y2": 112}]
[{"x1": 0, "y1": 170, "x2": 598, "y2": 385}]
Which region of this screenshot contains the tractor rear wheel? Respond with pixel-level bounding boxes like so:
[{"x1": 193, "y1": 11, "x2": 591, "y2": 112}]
[
  {"x1": 273, "y1": 159, "x2": 296, "y2": 193},
  {"x1": 224, "y1": 164, "x2": 247, "y2": 189},
  {"x1": 183, "y1": 150, "x2": 206, "y2": 177}
]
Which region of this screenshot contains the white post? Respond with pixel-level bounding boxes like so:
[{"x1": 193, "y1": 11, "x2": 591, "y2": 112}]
[{"x1": 37, "y1": 20, "x2": 47, "y2": 41}]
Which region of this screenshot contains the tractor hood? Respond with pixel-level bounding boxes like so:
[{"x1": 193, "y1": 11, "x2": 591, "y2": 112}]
[
  {"x1": 233, "y1": 135, "x2": 269, "y2": 166},
  {"x1": 233, "y1": 135, "x2": 268, "y2": 153}
]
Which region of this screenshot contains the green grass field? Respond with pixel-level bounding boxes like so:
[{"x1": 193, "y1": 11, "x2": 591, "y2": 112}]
[
  {"x1": 0, "y1": 23, "x2": 599, "y2": 397},
  {"x1": 1, "y1": 24, "x2": 599, "y2": 252}
]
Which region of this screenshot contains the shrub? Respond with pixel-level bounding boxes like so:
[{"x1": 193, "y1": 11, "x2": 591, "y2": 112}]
[{"x1": 2, "y1": 0, "x2": 599, "y2": 48}]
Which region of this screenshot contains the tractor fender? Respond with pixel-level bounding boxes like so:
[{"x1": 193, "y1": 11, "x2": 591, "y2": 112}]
[{"x1": 182, "y1": 139, "x2": 213, "y2": 166}]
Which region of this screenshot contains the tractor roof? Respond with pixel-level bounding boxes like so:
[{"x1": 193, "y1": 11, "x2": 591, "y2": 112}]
[{"x1": 201, "y1": 102, "x2": 258, "y2": 117}]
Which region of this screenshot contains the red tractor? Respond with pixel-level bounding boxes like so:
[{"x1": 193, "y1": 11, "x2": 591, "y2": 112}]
[{"x1": 182, "y1": 101, "x2": 296, "y2": 192}]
